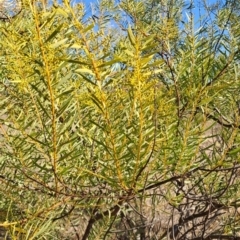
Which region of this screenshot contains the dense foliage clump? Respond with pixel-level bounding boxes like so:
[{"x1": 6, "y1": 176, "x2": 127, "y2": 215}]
[{"x1": 0, "y1": 0, "x2": 240, "y2": 239}]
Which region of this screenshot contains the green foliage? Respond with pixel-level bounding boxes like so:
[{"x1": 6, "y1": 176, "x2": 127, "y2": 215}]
[{"x1": 0, "y1": 0, "x2": 240, "y2": 239}]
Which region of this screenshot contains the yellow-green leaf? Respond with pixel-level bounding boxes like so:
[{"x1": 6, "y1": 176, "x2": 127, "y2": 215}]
[
  {"x1": 128, "y1": 26, "x2": 136, "y2": 46},
  {"x1": 75, "y1": 68, "x2": 95, "y2": 76}
]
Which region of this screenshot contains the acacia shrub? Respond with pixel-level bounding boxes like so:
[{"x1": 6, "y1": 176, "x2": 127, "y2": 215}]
[{"x1": 0, "y1": 0, "x2": 240, "y2": 239}]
